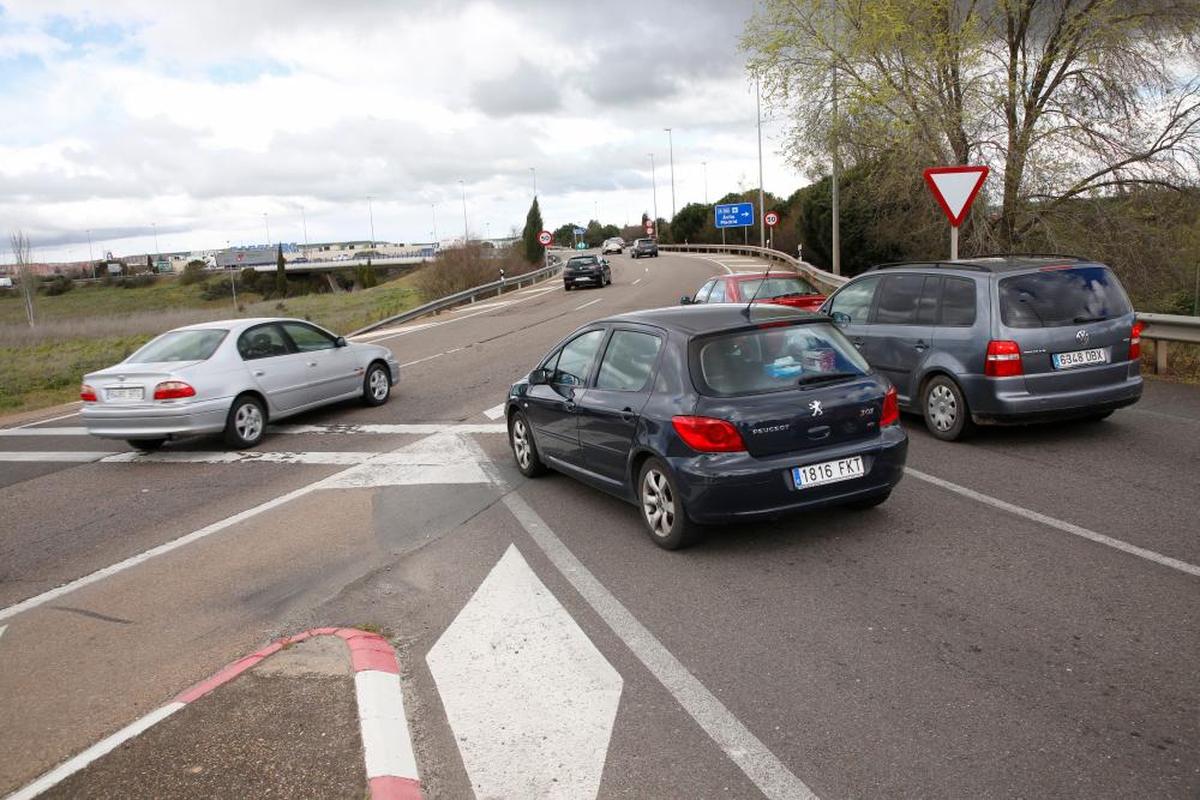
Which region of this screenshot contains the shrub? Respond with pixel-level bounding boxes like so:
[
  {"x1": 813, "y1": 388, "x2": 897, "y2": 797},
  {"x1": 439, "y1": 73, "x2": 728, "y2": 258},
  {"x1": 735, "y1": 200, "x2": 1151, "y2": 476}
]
[
  {"x1": 119, "y1": 274, "x2": 156, "y2": 289},
  {"x1": 179, "y1": 261, "x2": 207, "y2": 286},
  {"x1": 239, "y1": 267, "x2": 260, "y2": 291},
  {"x1": 39, "y1": 275, "x2": 73, "y2": 296},
  {"x1": 200, "y1": 277, "x2": 234, "y2": 301}
]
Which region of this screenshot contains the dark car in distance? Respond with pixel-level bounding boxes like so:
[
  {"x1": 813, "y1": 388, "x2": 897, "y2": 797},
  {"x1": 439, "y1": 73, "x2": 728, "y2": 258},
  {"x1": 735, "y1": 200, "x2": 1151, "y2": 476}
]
[
  {"x1": 563, "y1": 254, "x2": 612, "y2": 290},
  {"x1": 630, "y1": 238, "x2": 658, "y2": 258},
  {"x1": 820, "y1": 255, "x2": 1143, "y2": 441},
  {"x1": 504, "y1": 304, "x2": 908, "y2": 549}
]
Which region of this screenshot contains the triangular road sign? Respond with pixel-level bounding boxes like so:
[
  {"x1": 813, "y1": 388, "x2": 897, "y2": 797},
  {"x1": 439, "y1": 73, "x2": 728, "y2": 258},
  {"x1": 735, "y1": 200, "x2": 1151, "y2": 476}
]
[{"x1": 924, "y1": 166, "x2": 989, "y2": 227}]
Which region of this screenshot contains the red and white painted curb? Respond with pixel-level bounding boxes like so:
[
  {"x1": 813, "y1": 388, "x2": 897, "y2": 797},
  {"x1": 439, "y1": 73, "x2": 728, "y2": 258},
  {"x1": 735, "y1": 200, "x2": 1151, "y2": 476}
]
[{"x1": 5, "y1": 628, "x2": 422, "y2": 800}]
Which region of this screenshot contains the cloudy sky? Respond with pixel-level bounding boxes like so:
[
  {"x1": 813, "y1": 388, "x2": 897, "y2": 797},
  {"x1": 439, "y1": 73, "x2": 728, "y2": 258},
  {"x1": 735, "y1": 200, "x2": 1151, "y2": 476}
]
[{"x1": 0, "y1": 0, "x2": 808, "y2": 263}]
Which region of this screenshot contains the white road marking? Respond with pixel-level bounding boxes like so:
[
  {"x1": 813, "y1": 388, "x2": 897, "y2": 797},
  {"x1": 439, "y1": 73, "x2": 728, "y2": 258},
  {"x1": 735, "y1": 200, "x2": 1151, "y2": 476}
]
[
  {"x1": 0, "y1": 427, "x2": 89, "y2": 437},
  {"x1": 574, "y1": 298, "x2": 603, "y2": 311},
  {"x1": 0, "y1": 432, "x2": 496, "y2": 623},
  {"x1": 400, "y1": 352, "x2": 445, "y2": 368},
  {"x1": 482, "y1": 403, "x2": 507, "y2": 420},
  {"x1": 517, "y1": 284, "x2": 557, "y2": 296},
  {"x1": 355, "y1": 670, "x2": 420, "y2": 780},
  {"x1": 452, "y1": 300, "x2": 511, "y2": 313},
  {"x1": 501, "y1": 493, "x2": 819, "y2": 800},
  {"x1": 4, "y1": 702, "x2": 187, "y2": 800},
  {"x1": 427, "y1": 545, "x2": 622, "y2": 800},
  {"x1": 0, "y1": 450, "x2": 113, "y2": 461},
  {"x1": 0, "y1": 423, "x2": 508, "y2": 440},
  {"x1": 632, "y1": 278, "x2": 642, "y2": 286},
  {"x1": 905, "y1": 467, "x2": 1200, "y2": 578},
  {"x1": 367, "y1": 285, "x2": 563, "y2": 344},
  {"x1": 5, "y1": 408, "x2": 82, "y2": 430}
]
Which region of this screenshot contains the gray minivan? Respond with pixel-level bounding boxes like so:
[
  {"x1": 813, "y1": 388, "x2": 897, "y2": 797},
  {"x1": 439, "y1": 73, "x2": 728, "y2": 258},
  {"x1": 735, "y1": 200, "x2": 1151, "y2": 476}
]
[{"x1": 819, "y1": 255, "x2": 1143, "y2": 440}]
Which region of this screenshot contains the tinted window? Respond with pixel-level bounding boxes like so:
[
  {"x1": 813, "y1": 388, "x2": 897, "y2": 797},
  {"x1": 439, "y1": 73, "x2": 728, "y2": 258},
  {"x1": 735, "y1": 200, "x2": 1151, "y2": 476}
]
[
  {"x1": 553, "y1": 329, "x2": 605, "y2": 386},
  {"x1": 282, "y1": 322, "x2": 336, "y2": 352},
  {"x1": 875, "y1": 274, "x2": 926, "y2": 325},
  {"x1": 596, "y1": 331, "x2": 663, "y2": 391},
  {"x1": 708, "y1": 280, "x2": 727, "y2": 302},
  {"x1": 694, "y1": 280, "x2": 715, "y2": 303},
  {"x1": 940, "y1": 277, "x2": 977, "y2": 326},
  {"x1": 916, "y1": 277, "x2": 940, "y2": 325},
  {"x1": 127, "y1": 329, "x2": 227, "y2": 363},
  {"x1": 568, "y1": 256, "x2": 598, "y2": 266},
  {"x1": 739, "y1": 275, "x2": 818, "y2": 299},
  {"x1": 237, "y1": 325, "x2": 291, "y2": 360},
  {"x1": 828, "y1": 276, "x2": 879, "y2": 323},
  {"x1": 999, "y1": 266, "x2": 1131, "y2": 328},
  {"x1": 694, "y1": 322, "x2": 870, "y2": 396}
]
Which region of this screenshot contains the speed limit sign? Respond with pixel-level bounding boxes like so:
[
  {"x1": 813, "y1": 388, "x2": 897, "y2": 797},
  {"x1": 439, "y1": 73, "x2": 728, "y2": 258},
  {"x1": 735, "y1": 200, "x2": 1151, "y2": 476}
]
[
  {"x1": 537, "y1": 230, "x2": 553, "y2": 246},
  {"x1": 764, "y1": 211, "x2": 780, "y2": 227}
]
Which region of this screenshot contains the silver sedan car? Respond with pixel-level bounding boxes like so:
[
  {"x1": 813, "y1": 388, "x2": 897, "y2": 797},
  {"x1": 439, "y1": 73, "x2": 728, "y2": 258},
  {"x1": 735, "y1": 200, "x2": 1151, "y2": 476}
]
[{"x1": 80, "y1": 317, "x2": 400, "y2": 450}]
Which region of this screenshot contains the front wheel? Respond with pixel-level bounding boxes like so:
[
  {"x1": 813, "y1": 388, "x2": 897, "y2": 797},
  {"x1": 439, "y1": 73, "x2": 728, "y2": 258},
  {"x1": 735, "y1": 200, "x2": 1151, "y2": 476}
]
[
  {"x1": 224, "y1": 394, "x2": 266, "y2": 449},
  {"x1": 923, "y1": 375, "x2": 974, "y2": 442},
  {"x1": 362, "y1": 363, "x2": 391, "y2": 406},
  {"x1": 638, "y1": 458, "x2": 702, "y2": 550},
  {"x1": 564, "y1": 282, "x2": 572, "y2": 291},
  {"x1": 509, "y1": 411, "x2": 547, "y2": 477}
]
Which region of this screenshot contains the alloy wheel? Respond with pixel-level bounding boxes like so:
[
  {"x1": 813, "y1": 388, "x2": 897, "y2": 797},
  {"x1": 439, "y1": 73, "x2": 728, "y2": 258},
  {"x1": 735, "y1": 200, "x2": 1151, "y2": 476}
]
[
  {"x1": 235, "y1": 402, "x2": 263, "y2": 442},
  {"x1": 369, "y1": 368, "x2": 389, "y2": 401},
  {"x1": 641, "y1": 468, "x2": 676, "y2": 538},
  {"x1": 512, "y1": 418, "x2": 531, "y2": 469}
]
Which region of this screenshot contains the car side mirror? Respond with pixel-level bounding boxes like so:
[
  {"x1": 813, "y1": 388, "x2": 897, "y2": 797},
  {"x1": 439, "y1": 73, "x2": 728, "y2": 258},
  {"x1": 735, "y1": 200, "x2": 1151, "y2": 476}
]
[
  {"x1": 335, "y1": 336, "x2": 347, "y2": 347},
  {"x1": 529, "y1": 367, "x2": 550, "y2": 385},
  {"x1": 680, "y1": 296, "x2": 692, "y2": 305},
  {"x1": 830, "y1": 311, "x2": 850, "y2": 326}
]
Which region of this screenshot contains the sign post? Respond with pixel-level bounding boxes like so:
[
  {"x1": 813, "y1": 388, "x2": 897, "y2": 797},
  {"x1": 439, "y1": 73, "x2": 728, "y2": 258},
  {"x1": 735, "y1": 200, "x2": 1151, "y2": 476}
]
[
  {"x1": 715, "y1": 202, "x2": 754, "y2": 248},
  {"x1": 923, "y1": 166, "x2": 989, "y2": 260},
  {"x1": 538, "y1": 230, "x2": 553, "y2": 270}
]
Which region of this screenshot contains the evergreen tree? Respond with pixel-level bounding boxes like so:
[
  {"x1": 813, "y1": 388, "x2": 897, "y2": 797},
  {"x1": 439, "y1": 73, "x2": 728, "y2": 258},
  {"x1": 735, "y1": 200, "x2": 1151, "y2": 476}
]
[
  {"x1": 521, "y1": 197, "x2": 544, "y2": 263},
  {"x1": 274, "y1": 243, "x2": 287, "y2": 297}
]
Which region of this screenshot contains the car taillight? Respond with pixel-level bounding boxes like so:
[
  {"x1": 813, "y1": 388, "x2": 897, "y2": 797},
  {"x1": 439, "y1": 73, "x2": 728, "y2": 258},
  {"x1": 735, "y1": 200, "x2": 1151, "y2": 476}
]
[
  {"x1": 80, "y1": 384, "x2": 97, "y2": 402},
  {"x1": 881, "y1": 386, "x2": 899, "y2": 426},
  {"x1": 153, "y1": 381, "x2": 196, "y2": 400},
  {"x1": 1129, "y1": 321, "x2": 1143, "y2": 361},
  {"x1": 985, "y1": 340, "x2": 1023, "y2": 377},
  {"x1": 671, "y1": 416, "x2": 746, "y2": 453}
]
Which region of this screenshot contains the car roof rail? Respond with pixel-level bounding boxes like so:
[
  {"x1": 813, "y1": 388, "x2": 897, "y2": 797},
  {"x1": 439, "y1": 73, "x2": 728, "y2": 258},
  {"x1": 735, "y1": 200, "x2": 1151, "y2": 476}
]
[
  {"x1": 867, "y1": 260, "x2": 990, "y2": 273},
  {"x1": 966, "y1": 252, "x2": 1088, "y2": 262}
]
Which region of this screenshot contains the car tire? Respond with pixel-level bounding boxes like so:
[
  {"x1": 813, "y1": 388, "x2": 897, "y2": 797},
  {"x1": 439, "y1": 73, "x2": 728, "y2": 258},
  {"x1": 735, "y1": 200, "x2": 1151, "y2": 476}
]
[
  {"x1": 845, "y1": 490, "x2": 891, "y2": 510},
  {"x1": 564, "y1": 282, "x2": 572, "y2": 291},
  {"x1": 509, "y1": 411, "x2": 547, "y2": 477},
  {"x1": 362, "y1": 362, "x2": 391, "y2": 407},
  {"x1": 127, "y1": 438, "x2": 165, "y2": 452},
  {"x1": 223, "y1": 394, "x2": 267, "y2": 449},
  {"x1": 638, "y1": 457, "x2": 702, "y2": 550},
  {"x1": 922, "y1": 375, "x2": 974, "y2": 442}
]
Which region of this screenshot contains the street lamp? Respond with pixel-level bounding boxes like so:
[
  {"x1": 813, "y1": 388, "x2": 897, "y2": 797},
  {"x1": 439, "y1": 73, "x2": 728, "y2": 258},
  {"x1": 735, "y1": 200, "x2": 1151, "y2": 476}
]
[
  {"x1": 664, "y1": 128, "x2": 676, "y2": 222},
  {"x1": 648, "y1": 153, "x2": 658, "y2": 232},
  {"x1": 756, "y1": 77, "x2": 765, "y2": 249},
  {"x1": 530, "y1": 167, "x2": 537, "y2": 198},
  {"x1": 366, "y1": 195, "x2": 376, "y2": 248},
  {"x1": 263, "y1": 212, "x2": 270, "y2": 246},
  {"x1": 152, "y1": 222, "x2": 159, "y2": 258},
  {"x1": 458, "y1": 180, "x2": 469, "y2": 244},
  {"x1": 300, "y1": 206, "x2": 309, "y2": 254},
  {"x1": 431, "y1": 203, "x2": 438, "y2": 243},
  {"x1": 86, "y1": 229, "x2": 95, "y2": 278},
  {"x1": 701, "y1": 161, "x2": 708, "y2": 205}
]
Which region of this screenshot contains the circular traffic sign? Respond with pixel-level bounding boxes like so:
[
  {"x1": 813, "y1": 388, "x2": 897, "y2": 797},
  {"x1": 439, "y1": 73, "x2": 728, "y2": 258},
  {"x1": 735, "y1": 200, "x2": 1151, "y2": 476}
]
[
  {"x1": 537, "y1": 230, "x2": 553, "y2": 246},
  {"x1": 765, "y1": 211, "x2": 780, "y2": 227}
]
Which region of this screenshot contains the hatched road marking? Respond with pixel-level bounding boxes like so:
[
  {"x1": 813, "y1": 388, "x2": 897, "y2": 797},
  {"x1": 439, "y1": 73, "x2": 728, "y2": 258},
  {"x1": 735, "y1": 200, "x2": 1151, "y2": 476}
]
[
  {"x1": 574, "y1": 298, "x2": 603, "y2": 311},
  {"x1": 482, "y1": 403, "x2": 507, "y2": 420}
]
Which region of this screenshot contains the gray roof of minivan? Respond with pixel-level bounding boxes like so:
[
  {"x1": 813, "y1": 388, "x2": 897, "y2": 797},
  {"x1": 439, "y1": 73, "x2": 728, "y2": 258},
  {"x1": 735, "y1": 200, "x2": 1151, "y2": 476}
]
[{"x1": 868, "y1": 254, "x2": 1097, "y2": 274}]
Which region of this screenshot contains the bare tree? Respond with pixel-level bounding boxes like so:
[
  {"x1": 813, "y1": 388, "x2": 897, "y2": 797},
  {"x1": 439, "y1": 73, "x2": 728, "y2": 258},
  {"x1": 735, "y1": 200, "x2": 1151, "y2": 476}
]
[
  {"x1": 744, "y1": 0, "x2": 1200, "y2": 249},
  {"x1": 10, "y1": 231, "x2": 36, "y2": 327}
]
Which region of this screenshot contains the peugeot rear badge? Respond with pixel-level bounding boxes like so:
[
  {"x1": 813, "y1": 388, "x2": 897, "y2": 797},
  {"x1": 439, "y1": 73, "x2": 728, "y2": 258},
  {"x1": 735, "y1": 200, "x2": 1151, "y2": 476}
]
[{"x1": 809, "y1": 400, "x2": 823, "y2": 416}]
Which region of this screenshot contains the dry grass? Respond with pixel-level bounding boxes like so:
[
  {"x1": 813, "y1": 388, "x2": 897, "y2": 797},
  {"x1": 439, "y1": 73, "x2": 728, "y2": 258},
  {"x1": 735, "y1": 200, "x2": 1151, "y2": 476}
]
[
  {"x1": 1141, "y1": 340, "x2": 1200, "y2": 384},
  {"x1": 414, "y1": 245, "x2": 540, "y2": 301}
]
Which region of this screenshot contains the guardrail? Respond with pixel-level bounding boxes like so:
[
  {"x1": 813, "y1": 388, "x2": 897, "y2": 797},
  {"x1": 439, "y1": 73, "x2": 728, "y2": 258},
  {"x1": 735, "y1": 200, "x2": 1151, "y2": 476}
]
[
  {"x1": 661, "y1": 243, "x2": 1200, "y2": 375},
  {"x1": 348, "y1": 257, "x2": 563, "y2": 337},
  {"x1": 658, "y1": 243, "x2": 850, "y2": 292}
]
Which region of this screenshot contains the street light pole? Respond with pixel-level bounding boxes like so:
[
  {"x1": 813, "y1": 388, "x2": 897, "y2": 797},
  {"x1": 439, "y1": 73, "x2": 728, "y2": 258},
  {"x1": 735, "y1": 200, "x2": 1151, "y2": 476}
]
[
  {"x1": 530, "y1": 167, "x2": 537, "y2": 198},
  {"x1": 366, "y1": 195, "x2": 375, "y2": 248},
  {"x1": 648, "y1": 153, "x2": 658, "y2": 231},
  {"x1": 300, "y1": 206, "x2": 309, "y2": 254},
  {"x1": 756, "y1": 77, "x2": 766, "y2": 249},
  {"x1": 701, "y1": 161, "x2": 708, "y2": 205},
  {"x1": 152, "y1": 222, "x2": 159, "y2": 258},
  {"x1": 831, "y1": 14, "x2": 842, "y2": 275},
  {"x1": 86, "y1": 229, "x2": 95, "y2": 278},
  {"x1": 263, "y1": 213, "x2": 271, "y2": 246},
  {"x1": 458, "y1": 180, "x2": 469, "y2": 244},
  {"x1": 664, "y1": 128, "x2": 676, "y2": 223},
  {"x1": 431, "y1": 203, "x2": 438, "y2": 243}
]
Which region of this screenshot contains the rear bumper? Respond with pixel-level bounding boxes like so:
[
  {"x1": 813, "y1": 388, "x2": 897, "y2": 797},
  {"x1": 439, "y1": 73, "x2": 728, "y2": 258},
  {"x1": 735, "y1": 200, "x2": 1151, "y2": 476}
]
[
  {"x1": 669, "y1": 426, "x2": 908, "y2": 524},
  {"x1": 81, "y1": 398, "x2": 230, "y2": 440},
  {"x1": 565, "y1": 271, "x2": 604, "y2": 285},
  {"x1": 964, "y1": 373, "x2": 1143, "y2": 424}
]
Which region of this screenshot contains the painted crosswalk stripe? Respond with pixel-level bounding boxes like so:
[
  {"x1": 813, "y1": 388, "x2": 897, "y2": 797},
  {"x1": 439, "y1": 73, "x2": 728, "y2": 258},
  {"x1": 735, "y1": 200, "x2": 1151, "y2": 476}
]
[{"x1": 482, "y1": 403, "x2": 507, "y2": 420}]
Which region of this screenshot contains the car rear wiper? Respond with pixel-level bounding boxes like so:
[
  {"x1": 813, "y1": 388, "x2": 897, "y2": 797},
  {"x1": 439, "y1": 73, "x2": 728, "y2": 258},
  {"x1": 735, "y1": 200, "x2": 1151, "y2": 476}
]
[
  {"x1": 797, "y1": 372, "x2": 859, "y2": 386},
  {"x1": 1072, "y1": 315, "x2": 1108, "y2": 324}
]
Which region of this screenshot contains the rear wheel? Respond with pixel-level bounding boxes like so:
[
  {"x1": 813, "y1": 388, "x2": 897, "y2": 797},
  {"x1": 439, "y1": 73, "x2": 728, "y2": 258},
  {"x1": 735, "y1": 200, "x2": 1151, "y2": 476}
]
[
  {"x1": 923, "y1": 375, "x2": 973, "y2": 442},
  {"x1": 564, "y1": 281, "x2": 572, "y2": 291},
  {"x1": 638, "y1": 458, "x2": 701, "y2": 550},
  {"x1": 509, "y1": 411, "x2": 547, "y2": 477},
  {"x1": 224, "y1": 394, "x2": 266, "y2": 449},
  {"x1": 126, "y1": 438, "x2": 165, "y2": 453},
  {"x1": 362, "y1": 363, "x2": 391, "y2": 406}
]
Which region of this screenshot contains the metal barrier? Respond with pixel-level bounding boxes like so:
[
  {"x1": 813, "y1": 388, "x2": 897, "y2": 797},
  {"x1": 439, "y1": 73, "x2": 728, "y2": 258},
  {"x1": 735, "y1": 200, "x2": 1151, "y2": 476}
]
[
  {"x1": 1137, "y1": 312, "x2": 1200, "y2": 374},
  {"x1": 349, "y1": 260, "x2": 563, "y2": 337},
  {"x1": 657, "y1": 243, "x2": 849, "y2": 292}
]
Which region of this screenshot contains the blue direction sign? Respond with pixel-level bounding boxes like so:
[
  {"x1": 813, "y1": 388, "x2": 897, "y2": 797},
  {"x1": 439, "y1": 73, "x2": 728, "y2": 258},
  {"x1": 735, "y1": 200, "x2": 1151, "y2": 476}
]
[
  {"x1": 573, "y1": 227, "x2": 586, "y2": 235},
  {"x1": 715, "y1": 202, "x2": 754, "y2": 229}
]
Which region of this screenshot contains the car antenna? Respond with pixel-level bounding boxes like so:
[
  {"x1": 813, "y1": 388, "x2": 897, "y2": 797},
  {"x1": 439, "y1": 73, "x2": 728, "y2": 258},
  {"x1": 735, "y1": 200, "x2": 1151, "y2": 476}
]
[{"x1": 743, "y1": 257, "x2": 774, "y2": 318}]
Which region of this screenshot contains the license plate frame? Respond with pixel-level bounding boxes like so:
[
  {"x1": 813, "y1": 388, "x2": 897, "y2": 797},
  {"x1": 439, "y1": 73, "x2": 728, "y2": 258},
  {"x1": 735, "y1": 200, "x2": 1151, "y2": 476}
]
[
  {"x1": 1052, "y1": 347, "x2": 1108, "y2": 370},
  {"x1": 106, "y1": 386, "x2": 145, "y2": 401},
  {"x1": 791, "y1": 455, "x2": 865, "y2": 490}
]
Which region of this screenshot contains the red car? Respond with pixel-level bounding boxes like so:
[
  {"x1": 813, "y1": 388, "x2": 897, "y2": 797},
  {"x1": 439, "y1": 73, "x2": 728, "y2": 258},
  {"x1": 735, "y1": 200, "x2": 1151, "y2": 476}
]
[{"x1": 682, "y1": 272, "x2": 826, "y2": 311}]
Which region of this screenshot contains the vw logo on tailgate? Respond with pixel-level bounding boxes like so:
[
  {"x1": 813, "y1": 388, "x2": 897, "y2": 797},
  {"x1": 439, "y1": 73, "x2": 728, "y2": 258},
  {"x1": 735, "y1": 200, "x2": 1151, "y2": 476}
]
[{"x1": 1075, "y1": 329, "x2": 1090, "y2": 345}]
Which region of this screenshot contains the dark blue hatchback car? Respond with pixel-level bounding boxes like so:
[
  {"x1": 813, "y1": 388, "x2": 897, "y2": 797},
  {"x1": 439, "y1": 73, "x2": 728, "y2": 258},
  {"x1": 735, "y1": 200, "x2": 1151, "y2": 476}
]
[{"x1": 505, "y1": 304, "x2": 908, "y2": 549}]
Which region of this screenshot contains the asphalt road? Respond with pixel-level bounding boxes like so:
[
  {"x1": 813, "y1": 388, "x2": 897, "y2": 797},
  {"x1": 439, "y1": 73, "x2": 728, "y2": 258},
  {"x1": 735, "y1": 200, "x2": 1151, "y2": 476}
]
[{"x1": 0, "y1": 250, "x2": 1196, "y2": 799}]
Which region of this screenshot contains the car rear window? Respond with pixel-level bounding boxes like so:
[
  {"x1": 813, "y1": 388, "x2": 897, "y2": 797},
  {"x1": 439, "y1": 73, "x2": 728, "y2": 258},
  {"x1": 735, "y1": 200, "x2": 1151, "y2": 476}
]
[
  {"x1": 739, "y1": 276, "x2": 818, "y2": 299},
  {"x1": 127, "y1": 329, "x2": 227, "y2": 363},
  {"x1": 693, "y1": 322, "x2": 870, "y2": 396},
  {"x1": 999, "y1": 266, "x2": 1131, "y2": 328}
]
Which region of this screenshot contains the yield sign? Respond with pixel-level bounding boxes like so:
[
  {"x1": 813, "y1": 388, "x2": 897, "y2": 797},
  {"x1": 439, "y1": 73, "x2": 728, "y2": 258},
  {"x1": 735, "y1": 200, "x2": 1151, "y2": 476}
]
[{"x1": 924, "y1": 166, "x2": 989, "y2": 227}]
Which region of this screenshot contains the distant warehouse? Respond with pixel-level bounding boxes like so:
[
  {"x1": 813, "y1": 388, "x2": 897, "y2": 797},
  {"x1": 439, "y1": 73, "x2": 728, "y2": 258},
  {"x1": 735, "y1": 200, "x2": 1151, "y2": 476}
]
[{"x1": 213, "y1": 244, "x2": 298, "y2": 269}]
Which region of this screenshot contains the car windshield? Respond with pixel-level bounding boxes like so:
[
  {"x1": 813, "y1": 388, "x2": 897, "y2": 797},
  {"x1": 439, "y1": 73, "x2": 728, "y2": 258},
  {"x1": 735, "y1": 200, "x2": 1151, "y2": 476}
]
[
  {"x1": 999, "y1": 266, "x2": 1132, "y2": 328},
  {"x1": 568, "y1": 256, "x2": 598, "y2": 266},
  {"x1": 126, "y1": 329, "x2": 227, "y2": 363},
  {"x1": 739, "y1": 276, "x2": 818, "y2": 299},
  {"x1": 693, "y1": 322, "x2": 869, "y2": 396}
]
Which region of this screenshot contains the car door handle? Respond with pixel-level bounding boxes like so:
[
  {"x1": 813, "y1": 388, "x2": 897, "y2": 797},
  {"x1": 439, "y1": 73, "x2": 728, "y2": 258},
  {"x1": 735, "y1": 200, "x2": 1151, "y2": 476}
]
[
  {"x1": 852, "y1": 338, "x2": 866, "y2": 348},
  {"x1": 913, "y1": 340, "x2": 928, "y2": 351},
  {"x1": 307, "y1": 361, "x2": 318, "y2": 367},
  {"x1": 620, "y1": 407, "x2": 637, "y2": 423},
  {"x1": 253, "y1": 370, "x2": 265, "y2": 377}
]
